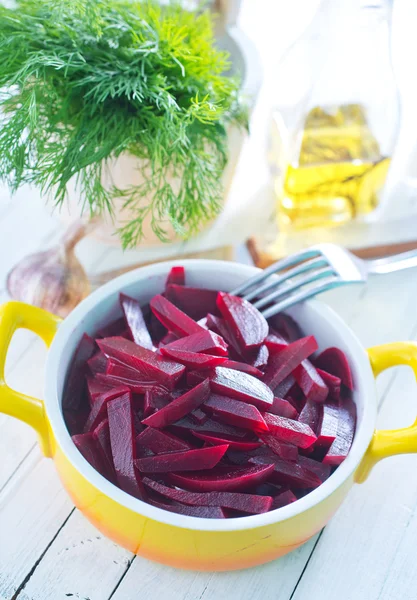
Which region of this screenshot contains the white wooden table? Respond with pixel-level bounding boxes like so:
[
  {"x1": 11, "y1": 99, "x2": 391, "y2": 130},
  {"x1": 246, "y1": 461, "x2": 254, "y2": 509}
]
[{"x1": 2, "y1": 2, "x2": 417, "y2": 598}]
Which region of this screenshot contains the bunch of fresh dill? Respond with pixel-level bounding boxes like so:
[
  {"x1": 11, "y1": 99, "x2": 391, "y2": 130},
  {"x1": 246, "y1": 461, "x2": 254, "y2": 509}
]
[{"x1": 0, "y1": 0, "x2": 247, "y2": 248}]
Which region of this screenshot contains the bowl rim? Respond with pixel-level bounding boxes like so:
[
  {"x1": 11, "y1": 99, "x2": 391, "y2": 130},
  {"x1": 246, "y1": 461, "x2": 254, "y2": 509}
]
[{"x1": 45, "y1": 259, "x2": 376, "y2": 532}]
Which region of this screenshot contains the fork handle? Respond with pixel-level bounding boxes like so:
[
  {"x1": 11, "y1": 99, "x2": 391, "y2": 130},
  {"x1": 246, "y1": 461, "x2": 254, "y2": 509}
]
[{"x1": 366, "y1": 249, "x2": 417, "y2": 275}]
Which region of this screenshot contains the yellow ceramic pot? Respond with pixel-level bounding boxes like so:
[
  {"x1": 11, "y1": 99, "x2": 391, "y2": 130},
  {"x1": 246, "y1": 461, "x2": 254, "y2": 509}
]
[{"x1": 1, "y1": 260, "x2": 417, "y2": 571}]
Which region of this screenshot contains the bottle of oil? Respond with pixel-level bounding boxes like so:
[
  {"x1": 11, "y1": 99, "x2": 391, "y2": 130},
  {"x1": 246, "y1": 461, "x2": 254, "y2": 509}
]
[{"x1": 270, "y1": 0, "x2": 399, "y2": 237}]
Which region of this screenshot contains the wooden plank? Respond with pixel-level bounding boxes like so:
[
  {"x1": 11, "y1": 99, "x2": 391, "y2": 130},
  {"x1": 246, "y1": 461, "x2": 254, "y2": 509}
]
[{"x1": 16, "y1": 510, "x2": 132, "y2": 600}]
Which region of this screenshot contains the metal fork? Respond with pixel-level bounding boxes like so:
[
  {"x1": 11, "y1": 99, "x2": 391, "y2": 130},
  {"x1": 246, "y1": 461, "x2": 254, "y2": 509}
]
[{"x1": 231, "y1": 243, "x2": 417, "y2": 318}]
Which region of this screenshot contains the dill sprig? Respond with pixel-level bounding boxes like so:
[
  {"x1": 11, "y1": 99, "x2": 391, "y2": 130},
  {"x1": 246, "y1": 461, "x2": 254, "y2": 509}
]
[{"x1": 0, "y1": 0, "x2": 247, "y2": 248}]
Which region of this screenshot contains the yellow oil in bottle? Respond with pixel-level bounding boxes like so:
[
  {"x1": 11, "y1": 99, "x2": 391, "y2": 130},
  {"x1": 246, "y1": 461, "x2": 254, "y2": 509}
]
[{"x1": 274, "y1": 104, "x2": 391, "y2": 231}]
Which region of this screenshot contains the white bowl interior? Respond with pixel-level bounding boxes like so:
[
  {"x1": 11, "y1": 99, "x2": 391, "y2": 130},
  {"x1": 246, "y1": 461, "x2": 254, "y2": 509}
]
[{"x1": 46, "y1": 260, "x2": 376, "y2": 532}]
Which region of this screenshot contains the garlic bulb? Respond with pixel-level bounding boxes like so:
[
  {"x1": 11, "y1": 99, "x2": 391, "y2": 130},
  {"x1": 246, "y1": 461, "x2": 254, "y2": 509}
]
[{"x1": 7, "y1": 219, "x2": 95, "y2": 318}]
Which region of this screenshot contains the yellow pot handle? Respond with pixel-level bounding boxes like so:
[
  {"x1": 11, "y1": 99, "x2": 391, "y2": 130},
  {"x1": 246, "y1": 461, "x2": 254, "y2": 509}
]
[
  {"x1": 356, "y1": 342, "x2": 417, "y2": 483},
  {"x1": 0, "y1": 302, "x2": 61, "y2": 457}
]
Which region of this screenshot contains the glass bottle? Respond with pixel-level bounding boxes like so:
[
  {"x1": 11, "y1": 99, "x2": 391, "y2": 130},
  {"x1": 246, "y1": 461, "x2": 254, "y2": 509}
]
[{"x1": 269, "y1": 0, "x2": 399, "y2": 237}]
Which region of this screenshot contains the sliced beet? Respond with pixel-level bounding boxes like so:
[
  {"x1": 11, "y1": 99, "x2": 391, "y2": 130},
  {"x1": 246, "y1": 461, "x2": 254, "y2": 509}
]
[
  {"x1": 150, "y1": 294, "x2": 204, "y2": 337},
  {"x1": 263, "y1": 336, "x2": 318, "y2": 390},
  {"x1": 64, "y1": 408, "x2": 88, "y2": 436},
  {"x1": 165, "y1": 284, "x2": 218, "y2": 320},
  {"x1": 87, "y1": 351, "x2": 108, "y2": 375},
  {"x1": 226, "y1": 446, "x2": 277, "y2": 466},
  {"x1": 271, "y1": 489, "x2": 297, "y2": 510},
  {"x1": 106, "y1": 358, "x2": 151, "y2": 382},
  {"x1": 163, "y1": 329, "x2": 228, "y2": 356},
  {"x1": 269, "y1": 397, "x2": 299, "y2": 419},
  {"x1": 107, "y1": 392, "x2": 146, "y2": 500},
  {"x1": 315, "y1": 347, "x2": 353, "y2": 390},
  {"x1": 98, "y1": 336, "x2": 185, "y2": 390},
  {"x1": 166, "y1": 266, "x2": 185, "y2": 286},
  {"x1": 96, "y1": 372, "x2": 167, "y2": 395},
  {"x1": 206, "y1": 313, "x2": 242, "y2": 357},
  {"x1": 298, "y1": 400, "x2": 322, "y2": 434},
  {"x1": 149, "y1": 310, "x2": 168, "y2": 343},
  {"x1": 220, "y1": 360, "x2": 263, "y2": 378},
  {"x1": 143, "y1": 478, "x2": 272, "y2": 514},
  {"x1": 316, "y1": 404, "x2": 339, "y2": 449},
  {"x1": 96, "y1": 317, "x2": 126, "y2": 339},
  {"x1": 260, "y1": 434, "x2": 299, "y2": 461},
  {"x1": 210, "y1": 367, "x2": 274, "y2": 411},
  {"x1": 191, "y1": 431, "x2": 261, "y2": 451},
  {"x1": 189, "y1": 408, "x2": 208, "y2": 424},
  {"x1": 169, "y1": 464, "x2": 275, "y2": 492},
  {"x1": 204, "y1": 394, "x2": 268, "y2": 433},
  {"x1": 265, "y1": 332, "x2": 288, "y2": 352},
  {"x1": 92, "y1": 418, "x2": 116, "y2": 481},
  {"x1": 72, "y1": 432, "x2": 112, "y2": 480},
  {"x1": 136, "y1": 427, "x2": 193, "y2": 454},
  {"x1": 159, "y1": 332, "x2": 178, "y2": 347},
  {"x1": 149, "y1": 499, "x2": 226, "y2": 518},
  {"x1": 316, "y1": 368, "x2": 341, "y2": 399},
  {"x1": 63, "y1": 334, "x2": 96, "y2": 412},
  {"x1": 264, "y1": 413, "x2": 317, "y2": 449},
  {"x1": 268, "y1": 313, "x2": 303, "y2": 342},
  {"x1": 142, "y1": 379, "x2": 211, "y2": 428},
  {"x1": 120, "y1": 293, "x2": 153, "y2": 350},
  {"x1": 83, "y1": 385, "x2": 130, "y2": 433},
  {"x1": 298, "y1": 455, "x2": 331, "y2": 482},
  {"x1": 323, "y1": 398, "x2": 356, "y2": 465},
  {"x1": 273, "y1": 374, "x2": 296, "y2": 399},
  {"x1": 216, "y1": 292, "x2": 268, "y2": 353},
  {"x1": 293, "y1": 360, "x2": 328, "y2": 403},
  {"x1": 160, "y1": 347, "x2": 227, "y2": 369},
  {"x1": 249, "y1": 455, "x2": 322, "y2": 489},
  {"x1": 143, "y1": 388, "x2": 171, "y2": 418},
  {"x1": 251, "y1": 344, "x2": 269, "y2": 368},
  {"x1": 87, "y1": 377, "x2": 111, "y2": 405},
  {"x1": 171, "y1": 416, "x2": 248, "y2": 439},
  {"x1": 135, "y1": 444, "x2": 229, "y2": 472}
]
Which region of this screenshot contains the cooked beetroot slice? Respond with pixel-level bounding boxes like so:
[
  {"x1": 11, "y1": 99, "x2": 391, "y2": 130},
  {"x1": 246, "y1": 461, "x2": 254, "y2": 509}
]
[
  {"x1": 264, "y1": 413, "x2": 317, "y2": 449},
  {"x1": 120, "y1": 293, "x2": 153, "y2": 350},
  {"x1": 298, "y1": 400, "x2": 322, "y2": 434},
  {"x1": 210, "y1": 367, "x2": 274, "y2": 411},
  {"x1": 135, "y1": 444, "x2": 229, "y2": 472},
  {"x1": 96, "y1": 372, "x2": 167, "y2": 395},
  {"x1": 315, "y1": 347, "x2": 353, "y2": 390},
  {"x1": 265, "y1": 332, "x2": 288, "y2": 352},
  {"x1": 263, "y1": 336, "x2": 318, "y2": 390},
  {"x1": 171, "y1": 416, "x2": 248, "y2": 439},
  {"x1": 159, "y1": 332, "x2": 178, "y2": 347},
  {"x1": 149, "y1": 499, "x2": 226, "y2": 518},
  {"x1": 316, "y1": 368, "x2": 341, "y2": 399},
  {"x1": 191, "y1": 431, "x2": 262, "y2": 451},
  {"x1": 160, "y1": 347, "x2": 227, "y2": 369},
  {"x1": 87, "y1": 377, "x2": 111, "y2": 405},
  {"x1": 166, "y1": 266, "x2": 185, "y2": 286},
  {"x1": 251, "y1": 344, "x2": 269, "y2": 368},
  {"x1": 72, "y1": 432, "x2": 110, "y2": 479},
  {"x1": 269, "y1": 313, "x2": 303, "y2": 342},
  {"x1": 136, "y1": 427, "x2": 193, "y2": 454},
  {"x1": 65, "y1": 408, "x2": 89, "y2": 436},
  {"x1": 163, "y1": 329, "x2": 228, "y2": 356},
  {"x1": 294, "y1": 360, "x2": 328, "y2": 403},
  {"x1": 217, "y1": 292, "x2": 268, "y2": 353},
  {"x1": 271, "y1": 490, "x2": 297, "y2": 510},
  {"x1": 220, "y1": 360, "x2": 263, "y2": 378},
  {"x1": 63, "y1": 334, "x2": 96, "y2": 412},
  {"x1": 189, "y1": 408, "x2": 208, "y2": 424},
  {"x1": 274, "y1": 374, "x2": 296, "y2": 399},
  {"x1": 249, "y1": 455, "x2": 321, "y2": 489},
  {"x1": 323, "y1": 398, "x2": 356, "y2": 465},
  {"x1": 143, "y1": 478, "x2": 272, "y2": 514},
  {"x1": 87, "y1": 351, "x2": 108, "y2": 375},
  {"x1": 169, "y1": 464, "x2": 275, "y2": 492},
  {"x1": 204, "y1": 394, "x2": 268, "y2": 432},
  {"x1": 143, "y1": 388, "x2": 171, "y2": 418},
  {"x1": 298, "y1": 455, "x2": 331, "y2": 482},
  {"x1": 92, "y1": 418, "x2": 116, "y2": 481},
  {"x1": 98, "y1": 336, "x2": 185, "y2": 390},
  {"x1": 96, "y1": 317, "x2": 126, "y2": 339},
  {"x1": 150, "y1": 294, "x2": 204, "y2": 337},
  {"x1": 316, "y1": 404, "x2": 339, "y2": 448},
  {"x1": 206, "y1": 313, "x2": 242, "y2": 356},
  {"x1": 84, "y1": 385, "x2": 130, "y2": 432},
  {"x1": 260, "y1": 434, "x2": 299, "y2": 461},
  {"x1": 108, "y1": 392, "x2": 146, "y2": 500},
  {"x1": 269, "y1": 397, "x2": 299, "y2": 419},
  {"x1": 165, "y1": 284, "x2": 218, "y2": 320},
  {"x1": 142, "y1": 379, "x2": 211, "y2": 428},
  {"x1": 106, "y1": 358, "x2": 151, "y2": 382}
]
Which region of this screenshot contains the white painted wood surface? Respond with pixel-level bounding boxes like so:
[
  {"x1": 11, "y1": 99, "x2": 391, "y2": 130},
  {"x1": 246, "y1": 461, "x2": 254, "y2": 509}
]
[{"x1": 2, "y1": 1, "x2": 417, "y2": 598}]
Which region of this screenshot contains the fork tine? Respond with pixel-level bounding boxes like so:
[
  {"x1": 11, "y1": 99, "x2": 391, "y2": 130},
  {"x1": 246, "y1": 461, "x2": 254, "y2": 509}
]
[
  {"x1": 253, "y1": 267, "x2": 336, "y2": 310},
  {"x1": 243, "y1": 256, "x2": 329, "y2": 302},
  {"x1": 261, "y1": 276, "x2": 345, "y2": 319},
  {"x1": 231, "y1": 248, "x2": 323, "y2": 296}
]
